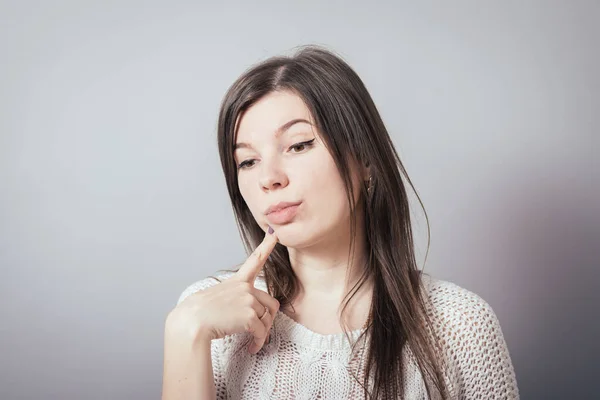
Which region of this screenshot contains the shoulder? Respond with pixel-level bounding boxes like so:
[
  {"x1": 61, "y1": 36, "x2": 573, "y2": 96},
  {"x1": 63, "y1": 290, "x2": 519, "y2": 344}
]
[
  {"x1": 421, "y1": 273, "x2": 497, "y2": 322},
  {"x1": 420, "y1": 272, "x2": 506, "y2": 348},
  {"x1": 420, "y1": 273, "x2": 520, "y2": 398},
  {"x1": 176, "y1": 270, "x2": 268, "y2": 305}
]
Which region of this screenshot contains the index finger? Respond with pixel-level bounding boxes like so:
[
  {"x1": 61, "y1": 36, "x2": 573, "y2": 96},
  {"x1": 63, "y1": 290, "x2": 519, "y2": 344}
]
[{"x1": 235, "y1": 227, "x2": 279, "y2": 283}]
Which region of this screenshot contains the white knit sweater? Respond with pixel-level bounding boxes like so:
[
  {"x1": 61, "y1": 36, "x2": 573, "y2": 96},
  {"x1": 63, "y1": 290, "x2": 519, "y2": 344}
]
[{"x1": 177, "y1": 272, "x2": 519, "y2": 399}]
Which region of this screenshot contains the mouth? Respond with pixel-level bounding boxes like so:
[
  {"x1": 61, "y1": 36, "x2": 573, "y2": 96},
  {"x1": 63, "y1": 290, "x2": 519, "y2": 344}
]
[{"x1": 265, "y1": 202, "x2": 302, "y2": 225}]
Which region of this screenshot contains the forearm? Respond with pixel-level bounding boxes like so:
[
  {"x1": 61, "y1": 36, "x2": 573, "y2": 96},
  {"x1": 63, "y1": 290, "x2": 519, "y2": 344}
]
[{"x1": 162, "y1": 321, "x2": 216, "y2": 400}]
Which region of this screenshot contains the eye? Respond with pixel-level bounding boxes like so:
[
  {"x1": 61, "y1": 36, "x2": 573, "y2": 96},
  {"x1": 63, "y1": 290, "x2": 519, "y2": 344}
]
[
  {"x1": 237, "y1": 159, "x2": 256, "y2": 170},
  {"x1": 289, "y1": 139, "x2": 316, "y2": 153}
]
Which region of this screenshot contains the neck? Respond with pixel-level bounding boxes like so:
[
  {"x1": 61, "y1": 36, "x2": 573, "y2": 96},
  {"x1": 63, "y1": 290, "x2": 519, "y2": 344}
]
[
  {"x1": 284, "y1": 208, "x2": 373, "y2": 316},
  {"x1": 287, "y1": 232, "x2": 368, "y2": 296}
]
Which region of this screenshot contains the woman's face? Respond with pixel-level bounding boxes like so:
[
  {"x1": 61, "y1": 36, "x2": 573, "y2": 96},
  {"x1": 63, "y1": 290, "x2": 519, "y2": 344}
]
[{"x1": 234, "y1": 90, "x2": 364, "y2": 248}]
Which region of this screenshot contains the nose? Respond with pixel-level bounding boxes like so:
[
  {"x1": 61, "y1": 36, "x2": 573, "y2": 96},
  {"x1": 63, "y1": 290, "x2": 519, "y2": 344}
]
[{"x1": 259, "y1": 158, "x2": 289, "y2": 192}]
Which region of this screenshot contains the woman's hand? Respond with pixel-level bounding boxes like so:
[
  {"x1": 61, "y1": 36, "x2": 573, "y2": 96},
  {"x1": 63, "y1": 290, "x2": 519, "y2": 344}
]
[{"x1": 166, "y1": 229, "x2": 280, "y2": 354}]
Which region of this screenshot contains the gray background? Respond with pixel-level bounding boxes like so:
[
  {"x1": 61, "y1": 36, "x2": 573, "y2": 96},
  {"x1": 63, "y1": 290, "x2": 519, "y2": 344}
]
[{"x1": 1, "y1": 1, "x2": 598, "y2": 399}]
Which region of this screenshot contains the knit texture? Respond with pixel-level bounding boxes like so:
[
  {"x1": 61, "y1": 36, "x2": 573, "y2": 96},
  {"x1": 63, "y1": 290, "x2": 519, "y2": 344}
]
[{"x1": 176, "y1": 272, "x2": 519, "y2": 399}]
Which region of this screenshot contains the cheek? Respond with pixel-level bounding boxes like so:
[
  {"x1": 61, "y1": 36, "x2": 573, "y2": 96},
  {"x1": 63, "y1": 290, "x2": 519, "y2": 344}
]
[
  {"x1": 306, "y1": 159, "x2": 363, "y2": 221},
  {"x1": 238, "y1": 177, "x2": 259, "y2": 213},
  {"x1": 304, "y1": 156, "x2": 348, "y2": 205}
]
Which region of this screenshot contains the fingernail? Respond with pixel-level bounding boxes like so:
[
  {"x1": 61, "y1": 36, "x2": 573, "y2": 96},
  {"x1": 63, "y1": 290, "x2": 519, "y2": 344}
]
[{"x1": 268, "y1": 226, "x2": 274, "y2": 234}]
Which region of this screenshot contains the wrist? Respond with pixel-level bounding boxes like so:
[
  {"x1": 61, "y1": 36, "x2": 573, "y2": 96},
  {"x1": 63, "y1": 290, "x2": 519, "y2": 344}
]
[{"x1": 165, "y1": 310, "x2": 215, "y2": 345}]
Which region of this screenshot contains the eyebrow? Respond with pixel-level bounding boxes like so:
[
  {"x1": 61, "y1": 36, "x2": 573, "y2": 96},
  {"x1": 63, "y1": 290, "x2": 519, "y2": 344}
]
[{"x1": 234, "y1": 118, "x2": 312, "y2": 150}]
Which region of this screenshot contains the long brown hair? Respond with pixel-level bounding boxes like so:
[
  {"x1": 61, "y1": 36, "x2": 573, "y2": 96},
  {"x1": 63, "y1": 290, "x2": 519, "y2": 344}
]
[{"x1": 215, "y1": 45, "x2": 449, "y2": 399}]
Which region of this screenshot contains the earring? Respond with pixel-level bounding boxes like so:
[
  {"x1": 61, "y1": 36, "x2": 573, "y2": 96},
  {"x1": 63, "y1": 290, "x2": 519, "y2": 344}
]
[{"x1": 366, "y1": 176, "x2": 373, "y2": 194}]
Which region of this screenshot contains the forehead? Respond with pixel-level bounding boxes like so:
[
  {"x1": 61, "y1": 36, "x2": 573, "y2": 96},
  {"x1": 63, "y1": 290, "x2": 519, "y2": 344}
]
[{"x1": 235, "y1": 91, "x2": 315, "y2": 140}]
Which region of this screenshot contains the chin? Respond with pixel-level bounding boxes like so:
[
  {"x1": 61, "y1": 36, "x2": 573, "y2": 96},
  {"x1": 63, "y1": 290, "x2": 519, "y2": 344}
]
[
  {"x1": 270, "y1": 224, "x2": 303, "y2": 247},
  {"x1": 271, "y1": 221, "x2": 325, "y2": 249}
]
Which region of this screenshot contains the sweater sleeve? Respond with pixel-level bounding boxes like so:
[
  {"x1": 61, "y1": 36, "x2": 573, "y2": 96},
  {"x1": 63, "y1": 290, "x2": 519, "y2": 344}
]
[
  {"x1": 427, "y1": 280, "x2": 520, "y2": 399},
  {"x1": 176, "y1": 273, "x2": 235, "y2": 400}
]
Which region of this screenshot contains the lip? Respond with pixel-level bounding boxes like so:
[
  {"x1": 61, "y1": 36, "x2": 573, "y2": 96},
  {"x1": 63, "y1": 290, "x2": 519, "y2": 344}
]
[
  {"x1": 265, "y1": 202, "x2": 302, "y2": 225},
  {"x1": 265, "y1": 201, "x2": 302, "y2": 215}
]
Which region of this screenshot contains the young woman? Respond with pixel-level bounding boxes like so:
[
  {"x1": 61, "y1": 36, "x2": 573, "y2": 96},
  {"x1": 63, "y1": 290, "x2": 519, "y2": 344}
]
[{"x1": 162, "y1": 46, "x2": 519, "y2": 399}]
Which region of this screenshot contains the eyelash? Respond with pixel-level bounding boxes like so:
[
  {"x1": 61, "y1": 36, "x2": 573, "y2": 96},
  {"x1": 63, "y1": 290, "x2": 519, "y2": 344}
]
[{"x1": 237, "y1": 139, "x2": 316, "y2": 170}]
